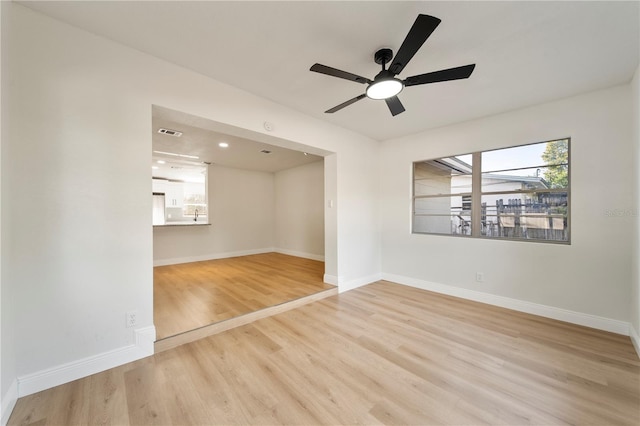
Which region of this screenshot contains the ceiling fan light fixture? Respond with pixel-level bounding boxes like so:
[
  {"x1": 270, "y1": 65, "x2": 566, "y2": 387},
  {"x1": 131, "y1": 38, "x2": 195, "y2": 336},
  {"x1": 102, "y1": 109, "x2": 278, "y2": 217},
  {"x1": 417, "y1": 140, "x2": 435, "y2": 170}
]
[
  {"x1": 310, "y1": 15, "x2": 474, "y2": 115},
  {"x1": 366, "y1": 78, "x2": 403, "y2": 100}
]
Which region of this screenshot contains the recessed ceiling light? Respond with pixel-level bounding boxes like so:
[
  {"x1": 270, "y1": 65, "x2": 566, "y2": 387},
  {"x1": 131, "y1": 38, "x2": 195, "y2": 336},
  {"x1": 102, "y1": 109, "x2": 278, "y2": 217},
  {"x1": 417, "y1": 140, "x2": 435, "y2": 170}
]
[
  {"x1": 153, "y1": 150, "x2": 199, "y2": 159},
  {"x1": 219, "y1": 142, "x2": 229, "y2": 148},
  {"x1": 152, "y1": 166, "x2": 159, "y2": 170},
  {"x1": 156, "y1": 160, "x2": 166, "y2": 164}
]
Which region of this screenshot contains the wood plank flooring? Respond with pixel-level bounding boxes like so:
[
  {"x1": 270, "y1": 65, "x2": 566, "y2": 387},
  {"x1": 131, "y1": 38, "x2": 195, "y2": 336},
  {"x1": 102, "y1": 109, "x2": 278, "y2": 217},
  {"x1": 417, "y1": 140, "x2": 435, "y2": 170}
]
[
  {"x1": 154, "y1": 253, "x2": 334, "y2": 340},
  {"x1": 9, "y1": 281, "x2": 640, "y2": 425},
  {"x1": 155, "y1": 286, "x2": 339, "y2": 353}
]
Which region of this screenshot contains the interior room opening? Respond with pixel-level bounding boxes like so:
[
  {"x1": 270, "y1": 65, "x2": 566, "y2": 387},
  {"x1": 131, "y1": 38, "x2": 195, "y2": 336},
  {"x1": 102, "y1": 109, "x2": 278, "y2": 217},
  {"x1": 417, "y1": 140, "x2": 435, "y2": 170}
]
[{"x1": 150, "y1": 106, "x2": 335, "y2": 343}]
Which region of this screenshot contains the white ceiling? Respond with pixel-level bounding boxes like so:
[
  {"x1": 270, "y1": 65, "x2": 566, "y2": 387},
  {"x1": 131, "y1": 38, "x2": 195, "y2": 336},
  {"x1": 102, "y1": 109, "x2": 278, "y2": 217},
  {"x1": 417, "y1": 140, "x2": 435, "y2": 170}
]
[
  {"x1": 21, "y1": 1, "x2": 640, "y2": 141},
  {"x1": 152, "y1": 107, "x2": 323, "y2": 175}
]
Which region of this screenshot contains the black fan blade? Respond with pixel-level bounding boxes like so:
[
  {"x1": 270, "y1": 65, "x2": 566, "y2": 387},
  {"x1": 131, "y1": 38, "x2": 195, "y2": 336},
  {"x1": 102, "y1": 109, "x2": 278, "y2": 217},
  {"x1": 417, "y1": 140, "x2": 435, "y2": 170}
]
[
  {"x1": 325, "y1": 94, "x2": 367, "y2": 113},
  {"x1": 310, "y1": 64, "x2": 372, "y2": 84},
  {"x1": 404, "y1": 64, "x2": 476, "y2": 87},
  {"x1": 388, "y1": 14, "x2": 441, "y2": 75},
  {"x1": 385, "y1": 96, "x2": 405, "y2": 116}
]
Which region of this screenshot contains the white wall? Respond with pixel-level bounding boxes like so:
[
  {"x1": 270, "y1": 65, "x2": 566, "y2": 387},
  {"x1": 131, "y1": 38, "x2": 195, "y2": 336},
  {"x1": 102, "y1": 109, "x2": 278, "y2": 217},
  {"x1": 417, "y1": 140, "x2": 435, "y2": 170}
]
[
  {"x1": 154, "y1": 160, "x2": 325, "y2": 265},
  {"x1": 0, "y1": 1, "x2": 18, "y2": 423},
  {"x1": 154, "y1": 165, "x2": 276, "y2": 265},
  {"x1": 4, "y1": 4, "x2": 379, "y2": 396},
  {"x1": 380, "y1": 84, "x2": 634, "y2": 331},
  {"x1": 631, "y1": 65, "x2": 640, "y2": 354},
  {"x1": 275, "y1": 160, "x2": 325, "y2": 260}
]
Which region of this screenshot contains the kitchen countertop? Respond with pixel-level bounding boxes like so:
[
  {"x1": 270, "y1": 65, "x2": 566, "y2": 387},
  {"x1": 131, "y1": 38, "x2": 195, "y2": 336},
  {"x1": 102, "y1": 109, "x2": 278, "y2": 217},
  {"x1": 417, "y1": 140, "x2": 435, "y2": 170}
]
[{"x1": 153, "y1": 222, "x2": 211, "y2": 227}]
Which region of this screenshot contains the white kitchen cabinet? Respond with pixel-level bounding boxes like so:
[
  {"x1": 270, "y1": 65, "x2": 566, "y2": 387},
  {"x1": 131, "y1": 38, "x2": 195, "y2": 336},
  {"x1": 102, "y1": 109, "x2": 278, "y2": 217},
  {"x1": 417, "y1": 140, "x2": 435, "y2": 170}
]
[{"x1": 165, "y1": 181, "x2": 184, "y2": 208}]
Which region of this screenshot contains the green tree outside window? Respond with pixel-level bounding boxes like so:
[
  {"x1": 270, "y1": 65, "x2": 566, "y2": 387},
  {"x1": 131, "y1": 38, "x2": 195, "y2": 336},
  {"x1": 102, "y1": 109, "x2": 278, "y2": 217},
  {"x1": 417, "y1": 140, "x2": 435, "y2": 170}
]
[{"x1": 542, "y1": 140, "x2": 569, "y2": 188}]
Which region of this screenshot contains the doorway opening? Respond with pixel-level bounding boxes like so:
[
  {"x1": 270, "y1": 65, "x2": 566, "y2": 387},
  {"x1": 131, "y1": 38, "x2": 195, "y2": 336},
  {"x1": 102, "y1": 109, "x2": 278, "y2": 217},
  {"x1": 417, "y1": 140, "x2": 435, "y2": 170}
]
[{"x1": 151, "y1": 106, "x2": 335, "y2": 347}]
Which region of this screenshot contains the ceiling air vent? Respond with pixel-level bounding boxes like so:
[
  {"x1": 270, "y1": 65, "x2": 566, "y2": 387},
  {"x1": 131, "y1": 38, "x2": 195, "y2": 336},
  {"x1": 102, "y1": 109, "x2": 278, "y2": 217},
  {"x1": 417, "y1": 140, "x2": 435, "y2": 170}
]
[
  {"x1": 260, "y1": 149, "x2": 272, "y2": 154},
  {"x1": 158, "y1": 128, "x2": 183, "y2": 137}
]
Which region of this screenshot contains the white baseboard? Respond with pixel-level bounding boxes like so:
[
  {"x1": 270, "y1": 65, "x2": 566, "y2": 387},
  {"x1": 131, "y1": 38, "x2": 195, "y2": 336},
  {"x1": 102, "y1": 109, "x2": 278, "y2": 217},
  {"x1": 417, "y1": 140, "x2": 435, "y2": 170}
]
[
  {"x1": 1, "y1": 379, "x2": 18, "y2": 426},
  {"x1": 153, "y1": 248, "x2": 273, "y2": 266},
  {"x1": 338, "y1": 273, "x2": 382, "y2": 293},
  {"x1": 382, "y1": 273, "x2": 630, "y2": 336},
  {"x1": 630, "y1": 324, "x2": 640, "y2": 359},
  {"x1": 274, "y1": 248, "x2": 324, "y2": 262},
  {"x1": 323, "y1": 274, "x2": 340, "y2": 286},
  {"x1": 17, "y1": 326, "x2": 155, "y2": 397},
  {"x1": 133, "y1": 325, "x2": 156, "y2": 355}
]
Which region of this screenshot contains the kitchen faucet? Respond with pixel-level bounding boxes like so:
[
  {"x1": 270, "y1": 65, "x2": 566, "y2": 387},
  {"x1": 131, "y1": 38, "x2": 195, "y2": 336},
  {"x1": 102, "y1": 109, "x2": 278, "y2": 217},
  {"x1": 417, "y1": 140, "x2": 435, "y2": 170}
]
[{"x1": 194, "y1": 209, "x2": 199, "y2": 222}]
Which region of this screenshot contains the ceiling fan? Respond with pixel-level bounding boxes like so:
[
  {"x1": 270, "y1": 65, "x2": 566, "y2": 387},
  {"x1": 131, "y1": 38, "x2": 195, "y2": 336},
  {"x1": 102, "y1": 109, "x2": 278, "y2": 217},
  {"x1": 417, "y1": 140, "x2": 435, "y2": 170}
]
[{"x1": 310, "y1": 14, "x2": 476, "y2": 116}]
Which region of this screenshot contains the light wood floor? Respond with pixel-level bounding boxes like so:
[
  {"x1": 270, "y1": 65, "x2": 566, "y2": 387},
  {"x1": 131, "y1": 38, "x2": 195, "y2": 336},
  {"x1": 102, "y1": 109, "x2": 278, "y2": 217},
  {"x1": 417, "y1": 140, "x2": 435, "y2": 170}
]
[
  {"x1": 10, "y1": 281, "x2": 640, "y2": 425},
  {"x1": 154, "y1": 253, "x2": 334, "y2": 340}
]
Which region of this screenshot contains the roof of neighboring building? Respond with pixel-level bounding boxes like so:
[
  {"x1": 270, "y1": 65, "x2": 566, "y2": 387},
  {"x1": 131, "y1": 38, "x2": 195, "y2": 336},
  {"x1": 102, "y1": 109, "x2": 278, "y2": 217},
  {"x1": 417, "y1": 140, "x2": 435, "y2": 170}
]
[{"x1": 482, "y1": 173, "x2": 549, "y2": 189}]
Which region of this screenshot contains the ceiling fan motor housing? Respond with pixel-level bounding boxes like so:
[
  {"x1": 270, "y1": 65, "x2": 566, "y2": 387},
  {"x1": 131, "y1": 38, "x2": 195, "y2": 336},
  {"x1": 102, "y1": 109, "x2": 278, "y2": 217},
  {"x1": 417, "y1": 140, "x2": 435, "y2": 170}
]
[{"x1": 374, "y1": 48, "x2": 394, "y2": 66}]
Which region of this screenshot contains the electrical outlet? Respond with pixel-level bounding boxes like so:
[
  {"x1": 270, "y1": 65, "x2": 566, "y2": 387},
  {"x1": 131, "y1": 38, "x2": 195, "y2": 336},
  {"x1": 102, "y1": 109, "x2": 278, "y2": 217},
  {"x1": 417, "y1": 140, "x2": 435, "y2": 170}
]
[
  {"x1": 126, "y1": 310, "x2": 138, "y2": 328},
  {"x1": 475, "y1": 272, "x2": 485, "y2": 283}
]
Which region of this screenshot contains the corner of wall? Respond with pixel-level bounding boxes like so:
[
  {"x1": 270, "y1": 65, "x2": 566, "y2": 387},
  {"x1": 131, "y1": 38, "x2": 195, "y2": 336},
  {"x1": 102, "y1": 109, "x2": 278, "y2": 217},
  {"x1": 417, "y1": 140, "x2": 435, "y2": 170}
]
[
  {"x1": 0, "y1": 2, "x2": 18, "y2": 424},
  {"x1": 632, "y1": 64, "x2": 640, "y2": 346},
  {"x1": 16, "y1": 326, "x2": 155, "y2": 398},
  {"x1": 337, "y1": 273, "x2": 382, "y2": 293},
  {"x1": 630, "y1": 323, "x2": 640, "y2": 360},
  {"x1": 0, "y1": 379, "x2": 17, "y2": 426},
  {"x1": 323, "y1": 274, "x2": 340, "y2": 286},
  {"x1": 322, "y1": 273, "x2": 383, "y2": 292}
]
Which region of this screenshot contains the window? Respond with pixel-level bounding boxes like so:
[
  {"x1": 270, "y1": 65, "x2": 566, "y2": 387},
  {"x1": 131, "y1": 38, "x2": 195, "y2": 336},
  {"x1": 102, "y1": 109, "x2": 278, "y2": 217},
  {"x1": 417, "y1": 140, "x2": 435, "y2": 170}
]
[
  {"x1": 413, "y1": 154, "x2": 473, "y2": 235},
  {"x1": 413, "y1": 138, "x2": 570, "y2": 243},
  {"x1": 182, "y1": 182, "x2": 208, "y2": 217},
  {"x1": 152, "y1": 161, "x2": 209, "y2": 226}
]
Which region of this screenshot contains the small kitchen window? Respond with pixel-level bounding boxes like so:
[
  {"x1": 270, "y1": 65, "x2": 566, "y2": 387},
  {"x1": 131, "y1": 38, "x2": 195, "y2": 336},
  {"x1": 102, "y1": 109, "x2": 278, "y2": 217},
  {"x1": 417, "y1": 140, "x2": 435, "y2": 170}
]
[{"x1": 152, "y1": 161, "x2": 209, "y2": 226}]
